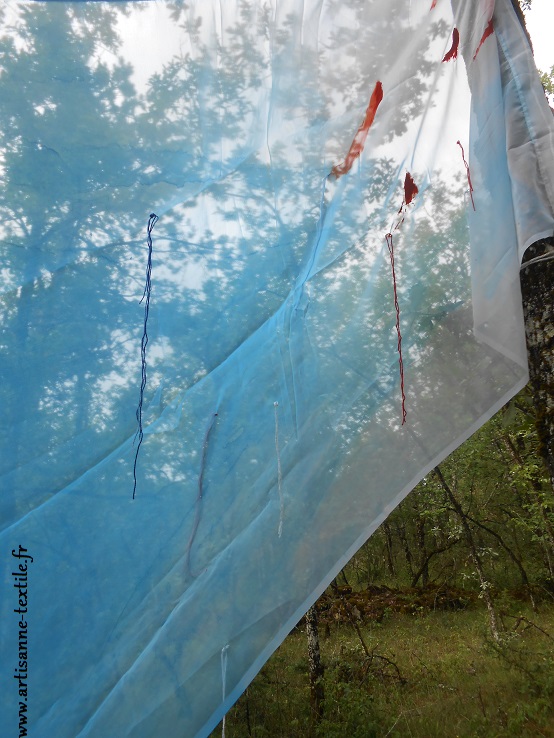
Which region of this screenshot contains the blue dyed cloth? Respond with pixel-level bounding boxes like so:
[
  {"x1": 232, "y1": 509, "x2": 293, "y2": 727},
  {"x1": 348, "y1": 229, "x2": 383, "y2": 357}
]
[{"x1": 1, "y1": 1, "x2": 553, "y2": 736}]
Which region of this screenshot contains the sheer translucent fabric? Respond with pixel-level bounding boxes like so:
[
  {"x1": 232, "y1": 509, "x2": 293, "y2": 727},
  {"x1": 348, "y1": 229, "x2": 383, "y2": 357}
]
[{"x1": 1, "y1": 1, "x2": 553, "y2": 736}]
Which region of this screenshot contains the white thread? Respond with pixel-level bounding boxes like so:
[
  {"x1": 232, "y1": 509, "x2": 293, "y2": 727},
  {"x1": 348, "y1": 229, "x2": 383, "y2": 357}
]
[
  {"x1": 221, "y1": 644, "x2": 229, "y2": 738},
  {"x1": 274, "y1": 401, "x2": 284, "y2": 537},
  {"x1": 520, "y1": 251, "x2": 554, "y2": 270}
]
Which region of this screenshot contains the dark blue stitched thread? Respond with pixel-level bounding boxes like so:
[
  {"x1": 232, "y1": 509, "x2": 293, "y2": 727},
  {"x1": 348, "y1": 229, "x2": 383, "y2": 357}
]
[{"x1": 133, "y1": 213, "x2": 158, "y2": 499}]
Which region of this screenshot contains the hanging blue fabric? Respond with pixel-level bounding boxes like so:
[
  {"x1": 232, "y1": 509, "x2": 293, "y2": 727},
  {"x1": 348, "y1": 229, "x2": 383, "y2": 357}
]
[{"x1": 0, "y1": 2, "x2": 553, "y2": 737}]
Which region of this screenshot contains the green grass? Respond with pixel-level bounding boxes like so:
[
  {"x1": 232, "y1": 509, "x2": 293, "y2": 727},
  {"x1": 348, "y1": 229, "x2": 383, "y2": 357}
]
[{"x1": 213, "y1": 600, "x2": 554, "y2": 737}]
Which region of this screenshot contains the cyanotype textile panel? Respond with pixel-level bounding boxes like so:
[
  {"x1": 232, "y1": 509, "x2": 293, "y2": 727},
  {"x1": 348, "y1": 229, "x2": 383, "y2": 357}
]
[{"x1": 0, "y1": 0, "x2": 553, "y2": 736}]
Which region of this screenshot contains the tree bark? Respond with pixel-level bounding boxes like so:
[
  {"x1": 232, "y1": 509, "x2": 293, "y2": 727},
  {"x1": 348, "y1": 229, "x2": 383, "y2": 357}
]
[
  {"x1": 520, "y1": 238, "x2": 554, "y2": 493},
  {"x1": 415, "y1": 515, "x2": 429, "y2": 587},
  {"x1": 305, "y1": 605, "x2": 324, "y2": 729},
  {"x1": 382, "y1": 520, "x2": 396, "y2": 576},
  {"x1": 396, "y1": 521, "x2": 415, "y2": 580}
]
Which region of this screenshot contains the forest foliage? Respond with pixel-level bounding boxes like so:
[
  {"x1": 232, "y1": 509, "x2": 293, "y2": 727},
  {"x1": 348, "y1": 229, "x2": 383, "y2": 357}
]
[
  {"x1": 213, "y1": 388, "x2": 554, "y2": 737},
  {"x1": 348, "y1": 387, "x2": 554, "y2": 596}
]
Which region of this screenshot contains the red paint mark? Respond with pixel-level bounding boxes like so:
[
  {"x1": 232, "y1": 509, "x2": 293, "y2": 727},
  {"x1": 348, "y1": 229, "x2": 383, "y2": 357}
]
[
  {"x1": 442, "y1": 28, "x2": 460, "y2": 62},
  {"x1": 457, "y1": 140, "x2": 476, "y2": 211},
  {"x1": 385, "y1": 172, "x2": 418, "y2": 426},
  {"x1": 386, "y1": 233, "x2": 407, "y2": 426},
  {"x1": 331, "y1": 81, "x2": 384, "y2": 179},
  {"x1": 403, "y1": 172, "x2": 419, "y2": 206},
  {"x1": 397, "y1": 172, "x2": 419, "y2": 217},
  {"x1": 473, "y1": 18, "x2": 494, "y2": 61},
  {"x1": 430, "y1": 0, "x2": 437, "y2": 8}
]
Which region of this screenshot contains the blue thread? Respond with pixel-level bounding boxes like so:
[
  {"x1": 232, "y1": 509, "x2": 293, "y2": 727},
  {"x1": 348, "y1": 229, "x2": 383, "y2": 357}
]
[
  {"x1": 133, "y1": 213, "x2": 158, "y2": 499},
  {"x1": 186, "y1": 411, "x2": 218, "y2": 576}
]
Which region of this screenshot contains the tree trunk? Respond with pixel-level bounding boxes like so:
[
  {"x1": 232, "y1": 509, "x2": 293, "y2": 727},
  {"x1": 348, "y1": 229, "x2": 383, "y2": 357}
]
[
  {"x1": 396, "y1": 521, "x2": 415, "y2": 580},
  {"x1": 434, "y1": 466, "x2": 501, "y2": 641},
  {"x1": 415, "y1": 515, "x2": 429, "y2": 587},
  {"x1": 520, "y1": 239, "x2": 554, "y2": 586},
  {"x1": 382, "y1": 520, "x2": 396, "y2": 576},
  {"x1": 305, "y1": 605, "x2": 324, "y2": 730},
  {"x1": 520, "y1": 238, "x2": 554, "y2": 492}
]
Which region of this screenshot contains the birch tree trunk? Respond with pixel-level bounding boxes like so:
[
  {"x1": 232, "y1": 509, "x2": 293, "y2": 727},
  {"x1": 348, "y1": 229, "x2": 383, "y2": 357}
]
[
  {"x1": 305, "y1": 605, "x2": 325, "y2": 730},
  {"x1": 520, "y1": 238, "x2": 554, "y2": 492}
]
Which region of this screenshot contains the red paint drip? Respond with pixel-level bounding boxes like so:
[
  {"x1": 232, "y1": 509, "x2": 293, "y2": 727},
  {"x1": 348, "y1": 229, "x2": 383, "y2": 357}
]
[
  {"x1": 385, "y1": 172, "x2": 418, "y2": 426},
  {"x1": 386, "y1": 233, "x2": 407, "y2": 426},
  {"x1": 473, "y1": 18, "x2": 494, "y2": 61},
  {"x1": 331, "y1": 81, "x2": 384, "y2": 179},
  {"x1": 457, "y1": 140, "x2": 476, "y2": 211},
  {"x1": 430, "y1": 0, "x2": 437, "y2": 8},
  {"x1": 442, "y1": 28, "x2": 460, "y2": 62}
]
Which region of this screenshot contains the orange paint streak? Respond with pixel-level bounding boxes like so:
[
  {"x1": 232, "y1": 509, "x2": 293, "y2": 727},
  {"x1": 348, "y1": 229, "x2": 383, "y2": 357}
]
[
  {"x1": 442, "y1": 28, "x2": 460, "y2": 63},
  {"x1": 331, "y1": 81, "x2": 384, "y2": 179},
  {"x1": 473, "y1": 18, "x2": 494, "y2": 61}
]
